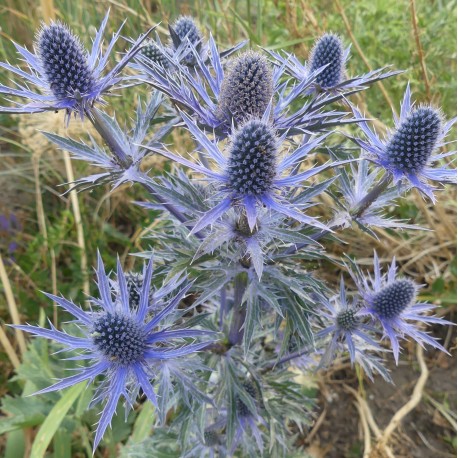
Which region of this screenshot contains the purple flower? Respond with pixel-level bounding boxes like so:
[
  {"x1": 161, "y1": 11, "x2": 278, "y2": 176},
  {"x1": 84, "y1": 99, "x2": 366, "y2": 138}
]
[
  {"x1": 14, "y1": 252, "x2": 215, "y2": 450},
  {"x1": 349, "y1": 251, "x2": 452, "y2": 363},
  {"x1": 267, "y1": 34, "x2": 399, "y2": 95},
  {"x1": 351, "y1": 84, "x2": 456, "y2": 202},
  {"x1": 141, "y1": 40, "x2": 171, "y2": 69},
  {"x1": 146, "y1": 114, "x2": 346, "y2": 236},
  {"x1": 0, "y1": 12, "x2": 154, "y2": 122}
]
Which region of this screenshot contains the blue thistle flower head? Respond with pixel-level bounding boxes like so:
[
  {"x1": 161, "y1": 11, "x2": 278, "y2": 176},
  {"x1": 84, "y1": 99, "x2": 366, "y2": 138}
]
[
  {"x1": 371, "y1": 279, "x2": 416, "y2": 319},
  {"x1": 14, "y1": 252, "x2": 215, "y2": 451},
  {"x1": 349, "y1": 251, "x2": 453, "y2": 364},
  {"x1": 336, "y1": 308, "x2": 360, "y2": 331},
  {"x1": 309, "y1": 33, "x2": 345, "y2": 88},
  {"x1": 218, "y1": 51, "x2": 274, "y2": 124},
  {"x1": 227, "y1": 119, "x2": 278, "y2": 196},
  {"x1": 0, "y1": 12, "x2": 154, "y2": 122},
  {"x1": 38, "y1": 23, "x2": 96, "y2": 102},
  {"x1": 351, "y1": 84, "x2": 456, "y2": 202},
  {"x1": 141, "y1": 41, "x2": 171, "y2": 69},
  {"x1": 169, "y1": 16, "x2": 203, "y2": 65},
  {"x1": 230, "y1": 378, "x2": 265, "y2": 454},
  {"x1": 384, "y1": 107, "x2": 441, "y2": 173}
]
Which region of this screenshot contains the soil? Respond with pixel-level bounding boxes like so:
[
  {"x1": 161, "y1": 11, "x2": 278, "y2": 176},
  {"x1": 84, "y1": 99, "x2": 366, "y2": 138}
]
[{"x1": 301, "y1": 330, "x2": 457, "y2": 458}]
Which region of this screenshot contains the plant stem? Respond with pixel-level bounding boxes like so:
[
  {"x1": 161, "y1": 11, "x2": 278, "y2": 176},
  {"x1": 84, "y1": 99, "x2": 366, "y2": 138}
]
[
  {"x1": 351, "y1": 172, "x2": 392, "y2": 218},
  {"x1": 285, "y1": 172, "x2": 392, "y2": 256},
  {"x1": 86, "y1": 107, "x2": 203, "y2": 238},
  {"x1": 228, "y1": 271, "x2": 248, "y2": 346},
  {"x1": 87, "y1": 108, "x2": 131, "y2": 167}
]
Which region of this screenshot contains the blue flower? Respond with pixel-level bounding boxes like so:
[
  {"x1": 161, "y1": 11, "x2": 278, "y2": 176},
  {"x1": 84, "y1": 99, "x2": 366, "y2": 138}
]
[
  {"x1": 14, "y1": 252, "x2": 215, "y2": 450},
  {"x1": 315, "y1": 277, "x2": 379, "y2": 365},
  {"x1": 349, "y1": 251, "x2": 453, "y2": 363},
  {"x1": 308, "y1": 33, "x2": 345, "y2": 89},
  {"x1": 141, "y1": 40, "x2": 171, "y2": 69},
  {"x1": 146, "y1": 113, "x2": 343, "y2": 235},
  {"x1": 351, "y1": 84, "x2": 456, "y2": 202},
  {"x1": 169, "y1": 16, "x2": 204, "y2": 66},
  {"x1": 0, "y1": 12, "x2": 154, "y2": 122},
  {"x1": 136, "y1": 37, "x2": 355, "y2": 138}
]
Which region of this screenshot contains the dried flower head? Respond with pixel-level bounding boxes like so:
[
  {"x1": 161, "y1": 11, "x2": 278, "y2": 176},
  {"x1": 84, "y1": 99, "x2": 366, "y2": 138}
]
[{"x1": 218, "y1": 51, "x2": 273, "y2": 124}]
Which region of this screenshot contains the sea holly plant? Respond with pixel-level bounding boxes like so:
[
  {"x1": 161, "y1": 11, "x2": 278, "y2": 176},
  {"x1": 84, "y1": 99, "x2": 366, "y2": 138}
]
[{"x1": 0, "y1": 12, "x2": 455, "y2": 457}]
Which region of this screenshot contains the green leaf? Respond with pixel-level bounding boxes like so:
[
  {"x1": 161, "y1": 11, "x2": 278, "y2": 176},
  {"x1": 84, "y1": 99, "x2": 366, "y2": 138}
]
[
  {"x1": 131, "y1": 402, "x2": 155, "y2": 443},
  {"x1": 30, "y1": 382, "x2": 86, "y2": 458},
  {"x1": 52, "y1": 430, "x2": 72, "y2": 458},
  {"x1": 4, "y1": 430, "x2": 26, "y2": 458}
]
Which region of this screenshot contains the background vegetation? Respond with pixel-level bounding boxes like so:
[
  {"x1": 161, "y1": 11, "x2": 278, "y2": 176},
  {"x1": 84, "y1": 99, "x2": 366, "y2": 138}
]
[{"x1": 0, "y1": 0, "x2": 455, "y2": 456}]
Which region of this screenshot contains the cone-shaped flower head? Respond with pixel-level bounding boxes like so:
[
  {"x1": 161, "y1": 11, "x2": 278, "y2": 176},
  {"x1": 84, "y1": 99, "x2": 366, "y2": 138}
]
[
  {"x1": 38, "y1": 24, "x2": 96, "y2": 101},
  {"x1": 141, "y1": 42, "x2": 170, "y2": 69},
  {"x1": 385, "y1": 107, "x2": 441, "y2": 174},
  {"x1": 371, "y1": 279, "x2": 416, "y2": 319},
  {"x1": 309, "y1": 33, "x2": 344, "y2": 88},
  {"x1": 218, "y1": 51, "x2": 273, "y2": 124},
  {"x1": 227, "y1": 119, "x2": 277, "y2": 196},
  {"x1": 169, "y1": 16, "x2": 202, "y2": 65}
]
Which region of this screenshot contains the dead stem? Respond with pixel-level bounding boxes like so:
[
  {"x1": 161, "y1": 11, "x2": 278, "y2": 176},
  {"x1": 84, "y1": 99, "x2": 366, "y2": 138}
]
[{"x1": 409, "y1": 0, "x2": 431, "y2": 102}]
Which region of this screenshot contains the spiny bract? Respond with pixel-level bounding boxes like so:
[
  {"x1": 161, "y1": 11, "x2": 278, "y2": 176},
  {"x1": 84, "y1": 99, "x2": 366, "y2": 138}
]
[
  {"x1": 309, "y1": 33, "x2": 344, "y2": 88},
  {"x1": 218, "y1": 51, "x2": 273, "y2": 124},
  {"x1": 372, "y1": 279, "x2": 416, "y2": 319},
  {"x1": 227, "y1": 120, "x2": 277, "y2": 196},
  {"x1": 385, "y1": 107, "x2": 441, "y2": 173},
  {"x1": 38, "y1": 23, "x2": 95, "y2": 100}
]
